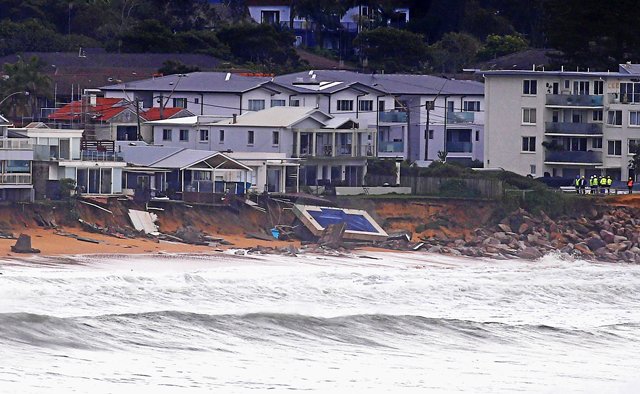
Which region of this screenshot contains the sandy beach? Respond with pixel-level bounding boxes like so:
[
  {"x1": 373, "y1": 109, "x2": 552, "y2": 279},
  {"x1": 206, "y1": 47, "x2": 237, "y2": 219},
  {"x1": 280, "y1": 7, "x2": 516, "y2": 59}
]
[{"x1": 0, "y1": 228, "x2": 300, "y2": 258}]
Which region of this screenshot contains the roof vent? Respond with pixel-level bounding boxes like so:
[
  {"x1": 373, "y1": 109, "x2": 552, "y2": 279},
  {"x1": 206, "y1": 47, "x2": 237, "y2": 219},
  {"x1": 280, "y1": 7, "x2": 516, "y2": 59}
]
[{"x1": 225, "y1": 73, "x2": 231, "y2": 81}]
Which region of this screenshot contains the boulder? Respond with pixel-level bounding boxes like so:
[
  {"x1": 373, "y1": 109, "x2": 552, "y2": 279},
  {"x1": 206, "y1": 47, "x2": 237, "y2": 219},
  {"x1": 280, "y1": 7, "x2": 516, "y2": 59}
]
[
  {"x1": 517, "y1": 223, "x2": 530, "y2": 235},
  {"x1": 517, "y1": 247, "x2": 543, "y2": 260},
  {"x1": 574, "y1": 243, "x2": 593, "y2": 256},
  {"x1": 599, "y1": 230, "x2": 615, "y2": 244},
  {"x1": 11, "y1": 234, "x2": 40, "y2": 254},
  {"x1": 586, "y1": 237, "x2": 607, "y2": 252},
  {"x1": 573, "y1": 223, "x2": 590, "y2": 235},
  {"x1": 613, "y1": 235, "x2": 628, "y2": 243},
  {"x1": 497, "y1": 223, "x2": 512, "y2": 233}
]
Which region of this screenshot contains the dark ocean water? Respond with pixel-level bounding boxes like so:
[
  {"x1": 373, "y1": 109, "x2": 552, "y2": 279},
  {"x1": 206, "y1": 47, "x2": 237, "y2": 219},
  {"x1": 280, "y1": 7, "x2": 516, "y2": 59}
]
[{"x1": 1, "y1": 252, "x2": 639, "y2": 393}]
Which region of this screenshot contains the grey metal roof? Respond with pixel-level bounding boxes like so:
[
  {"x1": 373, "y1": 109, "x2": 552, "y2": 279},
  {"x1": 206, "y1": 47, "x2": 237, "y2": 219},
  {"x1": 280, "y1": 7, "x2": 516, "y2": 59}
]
[
  {"x1": 273, "y1": 70, "x2": 484, "y2": 96},
  {"x1": 216, "y1": 106, "x2": 330, "y2": 127},
  {"x1": 120, "y1": 145, "x2": 250, "y2": 170},
  {"x1": 479, "y1": 69, "x2": 629, "y2": 78},
  {"x1": 619, "y1": 63, "x2": 640, "y2": 74},
  {"x1": 101, "y1": 72, "x2": 272, "y2": 93}
]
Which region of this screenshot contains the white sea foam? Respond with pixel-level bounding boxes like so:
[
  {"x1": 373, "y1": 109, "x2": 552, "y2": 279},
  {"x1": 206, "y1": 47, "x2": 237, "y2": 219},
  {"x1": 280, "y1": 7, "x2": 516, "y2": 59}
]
[{"x1": 1, "y1": 251, "x2": 639, "y2": 393}]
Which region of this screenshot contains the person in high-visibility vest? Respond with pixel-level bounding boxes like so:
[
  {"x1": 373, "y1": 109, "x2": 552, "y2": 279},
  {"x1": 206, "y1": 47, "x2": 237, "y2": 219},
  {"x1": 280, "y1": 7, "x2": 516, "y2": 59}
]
[
  {"x1": 590, "y1": 175, "x2": 597, "y2": 194},
  {"x1": 575, "y1": 175, "x2": 581, "y2": 194},
  {"x1": 580, "y1": 176, "x2": 586, "y2": 194},
  {"x1": 606, "y1": 176, "x2": 613, "y2": 194},
  {"x1": 599, "y1": 175, "x2": 607, "y2": 194},
  {"x1": 627, "y1": 177, "x2": 634, "y2": 194}
]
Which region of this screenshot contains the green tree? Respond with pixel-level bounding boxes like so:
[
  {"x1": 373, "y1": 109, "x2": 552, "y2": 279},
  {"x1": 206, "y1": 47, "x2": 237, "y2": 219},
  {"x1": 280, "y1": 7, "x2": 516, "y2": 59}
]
[
  {"x1": 294, "y1": 0, "x2": 350, "y2": 48},
  {"x1": 428, "y1": 32, "x2": 481, "y2": 73},
  {"x1": 0, "y1": 56, "x2": 52, "y2": 119},
  {"x1": 353, "y1": 27, "x2": 428, "y2": 72},
  {"x1": 477, "y1": 34, "x2": 528, "y2": 60},
  {"x1": 158, "y1": 60, "x2": 201, "y2": 76}
]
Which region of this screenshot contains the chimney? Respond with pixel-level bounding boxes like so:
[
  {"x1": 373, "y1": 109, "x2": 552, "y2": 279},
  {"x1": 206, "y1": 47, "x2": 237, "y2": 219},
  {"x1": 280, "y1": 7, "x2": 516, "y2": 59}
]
[{"x1": 232, "y1": 114, "x2": 237, "y2": 124}]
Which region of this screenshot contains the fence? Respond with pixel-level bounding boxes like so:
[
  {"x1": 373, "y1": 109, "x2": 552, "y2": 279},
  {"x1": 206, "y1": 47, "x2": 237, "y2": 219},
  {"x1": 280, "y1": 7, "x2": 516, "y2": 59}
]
[{"x1": 365, "y1": 174, "x2": 504, "y2": 199}]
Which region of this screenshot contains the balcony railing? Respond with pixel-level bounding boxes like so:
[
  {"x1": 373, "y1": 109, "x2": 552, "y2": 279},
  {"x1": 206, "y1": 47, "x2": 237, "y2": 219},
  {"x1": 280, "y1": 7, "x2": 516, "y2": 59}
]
[
  {"x1": 544, "y1": 150, "x2": 602, "y2": 164},
  {"x1": 446, "y1": 111, "x2": 475, "y2": 124},
  {"x1": 379, "y1": 111, "x2": 408, "y2": 123},
  {"x1": 0, "y1": 139, "x2": 31, "y2": 150},
  {"x1": 446, "y1": 141, "x2": 473, "y2": 153},
  {"x1": 546, "y1": 94, "x2": 603, "y2": 107},
  {"x1": 607, "y1": 93, "x2": 640, "y2": 104},
  {"x1": 0, "y1": 173, "x2": 32, "y2": 184},
  {"x1": 295, "y1": 144, "x2": 375, "y2": 157},
  {"x1": 545, "y1": 122, "x2": 603, "y2": 135},
  {"x1": 378, "y1": 141, "x2": 404, "y2": 153},
  {"x1": 80, "y1": 150, "x2": 124, "y2": 162}
]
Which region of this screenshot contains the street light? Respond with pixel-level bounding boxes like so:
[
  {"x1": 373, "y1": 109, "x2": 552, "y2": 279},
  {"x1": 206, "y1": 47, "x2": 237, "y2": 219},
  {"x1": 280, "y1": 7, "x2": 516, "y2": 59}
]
[{"x1": 0, "y1": 91, "x2": 29, "y2": 107}]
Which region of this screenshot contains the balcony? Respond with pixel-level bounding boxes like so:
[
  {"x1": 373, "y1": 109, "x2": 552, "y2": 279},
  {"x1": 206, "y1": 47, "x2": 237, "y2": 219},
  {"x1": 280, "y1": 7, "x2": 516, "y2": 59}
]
[
  {"x1": 379, "y1": 111, "x2": 407, "y2": 123},
  {"x1": 545, "y1": 122, "x2": 603, "y2": 135},
  {"x1": 296, "y1": 144, "x2": 375, "y2": 158},
  {"x1": 447, "y1": 111, "x2": 475, "y2": 124},
  {"x1": 80, "y1": 150, "x2": 124, "y2": 162},
  {"x1": 607, "y1": 93, "x2": 640, "y2": 104},
  {"x1": 546, "y1": 94, "x2": 603, "y2": 107},
  {"x1": 544, "y1": 150, "x2": 602, "y2": 165},
  {"x1": 0, "y1": 139, "x2": 31, "y2": 150},
  {"x1": 378, "y1": 141, "x2": 404, "y2": 153},
  {"x1": 0, "y1": 173, "x2": 32, "y2": 185},
  {"x1": 446, "y1": 141, "x2": 473, "y2": 153}
]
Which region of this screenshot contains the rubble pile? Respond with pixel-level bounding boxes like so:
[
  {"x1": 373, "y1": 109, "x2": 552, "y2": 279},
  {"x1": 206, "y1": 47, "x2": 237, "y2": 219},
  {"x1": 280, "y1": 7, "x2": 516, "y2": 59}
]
[{"x1": 420, "y1": 207, "x2": 640, "y2": 263}]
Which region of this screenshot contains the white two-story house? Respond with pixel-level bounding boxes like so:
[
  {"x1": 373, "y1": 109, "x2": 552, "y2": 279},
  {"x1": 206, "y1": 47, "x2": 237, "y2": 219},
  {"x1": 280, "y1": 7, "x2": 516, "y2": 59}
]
[{"x1": 149, "y1": 107, "x2": 376, "y2": 192}]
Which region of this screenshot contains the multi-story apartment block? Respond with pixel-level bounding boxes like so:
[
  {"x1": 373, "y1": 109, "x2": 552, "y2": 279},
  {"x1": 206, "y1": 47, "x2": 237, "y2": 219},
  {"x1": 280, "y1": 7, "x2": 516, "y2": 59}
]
[
  {"x1": 483, "y1": 64, "x2": 640, "y2": 180},
  {"x1": 0, "y1": 115, "x2": 33, "y2": 201},
  {"x1": 102, "y1": 70, "x2": 484, "y2": 166}
]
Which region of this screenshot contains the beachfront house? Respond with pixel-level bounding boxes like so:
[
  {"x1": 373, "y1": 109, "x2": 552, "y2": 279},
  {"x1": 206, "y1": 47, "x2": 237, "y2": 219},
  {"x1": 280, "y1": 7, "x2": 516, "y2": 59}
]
[
  {"x1": 9, "y1": 123, "x2": 126, "y2": 199},
  {"x1": 148, "y1": 106, "x2": 376, "y2": 190},
  {"x1": 0, "y1": 115, "x2": 34, "y2": 201},
  {"x1": 481, "y1": 63, "x2": 640, "y2": 181},
  {"x1": 100, "y1": 69, "x2": 485, "y2": 166},
  {"x1": 119, "y1": 144, "x2": 252, "y2": 203}
]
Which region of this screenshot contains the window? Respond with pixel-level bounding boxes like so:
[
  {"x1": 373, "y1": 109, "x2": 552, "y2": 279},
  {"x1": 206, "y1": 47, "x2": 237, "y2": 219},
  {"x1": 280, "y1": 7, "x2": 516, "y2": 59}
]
[
  {"x1": 630, "y1": 111, "x2": 640, "y2": 126},
  {"x1": 475, "y1": 130, "x2": 480, "y2": 141},
  {"x1": 219, "y1": 130, "x2": 225, "y2": 143},
  {"x1": 290, "y1": 98, "x2": 300, "y2": 107},
  {"x1": 607, "y1": 110, "x2": 623, "y2": 126},
  {"x1": 523, "y1": 80, "x2": 537, "y2": 95},
  {"x1": 522, "y1": 108, "x2": 537, "y2": 124},
  {"x1": 564, "y1": 80, "x2": 571, "y2": 89},
  {"x1": 608, "y1": 140, "x2": 622, "y2": 156},
  {"x1": 359, "y1": 100, "x2": 373, "y2": 111},
  {"x1": 425, "y1": 100, "x2": 435, "y2": 110},
  {"x1": 629, "y1": 139, "x2": 640, "y2": 154},
  {"x1": 261, "y1": 10, "x2": 280, "y2": 24},
  {"x1": 271, "y1": 99, "x2": 286, "y2": 107},
  {"x1": 530, "y1": 165, "x2": 537, "y2": 176},
  {"x1": 428, "y1": 130, "x2": 434, "y2": 139},
  {"x1": 592, "y1": 138, "x2": 602, "y2": 149},
  {"x1": 463, "y1": 101, "x2": 481, "y2": 112},
  {"x1": 378, "y1": 100, "x2": 386, "y2": 112},
  {"x1": 248, "y1": 99, "x2": 265, "y2": 111},
  {"x1": 199, "y1": 129, "x2": 209, "y2": 142},
  {"x1": 172, "y1": 98, "x2": 187, "y2": 108},
  {"x1": 272, "y1": 131, "x2": 279, "y2": 146},
  {"x1": 573, "y1": 81, "x2": 590, "y2": 95},
  {"x1": 522, "y1": 136, "x2": 536, "y2": 152},
  {"x1": 194, "y1": 98, "x2": 200, "y2": 104},
  {"x1": 592, "y1": 110, "x2": 603, "y2": 122},
  {"x1": 179, "y1": 129, "x2": 189, "y2": 141},
  {"x1": 620, "y1": 82, "x2": 640, "y2": 103},
  {"x1": 337, "y1": 100, "x2": 353, "y2": 111},
  {"x1": 162, "y1": 129, "x2": 172, "y2": 141},
  {"x1": 594, "y1": 80, "x2": 604, "y2": 95},
  {"x1": 446, "y1": 101, "x2": 454, "y2": 112},
  {"x1": 247, "y1": 130, "x2": 254, "y2": 145}
]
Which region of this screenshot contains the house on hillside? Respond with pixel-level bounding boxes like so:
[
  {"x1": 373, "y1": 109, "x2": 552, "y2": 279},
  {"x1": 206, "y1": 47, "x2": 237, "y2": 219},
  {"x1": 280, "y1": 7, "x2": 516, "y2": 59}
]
[
  {"x1": 148, "y1": 106, "x2": 376, "y2": 190},
  {"x1": 0, "y1": 115, "x2": 33, "y2": 201}
]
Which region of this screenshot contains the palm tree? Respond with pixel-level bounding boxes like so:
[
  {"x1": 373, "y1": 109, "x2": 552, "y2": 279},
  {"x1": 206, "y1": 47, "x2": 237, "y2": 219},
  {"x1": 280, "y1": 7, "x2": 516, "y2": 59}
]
[{"x1": 0, "y1": 56, "x2": 52, "y2": 121}]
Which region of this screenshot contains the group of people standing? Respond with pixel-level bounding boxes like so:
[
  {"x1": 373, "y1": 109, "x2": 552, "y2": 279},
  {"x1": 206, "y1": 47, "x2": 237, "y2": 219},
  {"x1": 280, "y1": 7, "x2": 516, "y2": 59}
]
[{"x1": 574, "y1": 175, "x2": 635, "y2": 194}]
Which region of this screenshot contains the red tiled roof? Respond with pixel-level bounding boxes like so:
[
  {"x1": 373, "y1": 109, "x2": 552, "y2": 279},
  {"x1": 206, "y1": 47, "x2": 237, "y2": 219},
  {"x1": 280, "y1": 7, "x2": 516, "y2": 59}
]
[
  {"x1": 48, "y1": 98, "x2": 126, "y2": 121},
  {"x1": 141, "y1": 107, "x2": 185, "y2": 121}
]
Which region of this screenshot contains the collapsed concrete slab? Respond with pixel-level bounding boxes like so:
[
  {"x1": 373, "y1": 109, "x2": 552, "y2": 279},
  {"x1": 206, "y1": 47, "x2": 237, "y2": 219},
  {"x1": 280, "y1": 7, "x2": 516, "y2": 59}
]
[{"x1": 293, "y1": 204, "x2": 388, "y2": 242}]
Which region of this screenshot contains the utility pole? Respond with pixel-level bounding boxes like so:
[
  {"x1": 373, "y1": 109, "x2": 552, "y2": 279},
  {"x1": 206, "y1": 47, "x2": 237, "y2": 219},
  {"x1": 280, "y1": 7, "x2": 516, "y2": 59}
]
[
  {"x1": 424, "y1": 100, "x2": 434, "y2": 160},
  {"x1": 135, "y1": 99, "x2": 142, "y2": 141}
]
